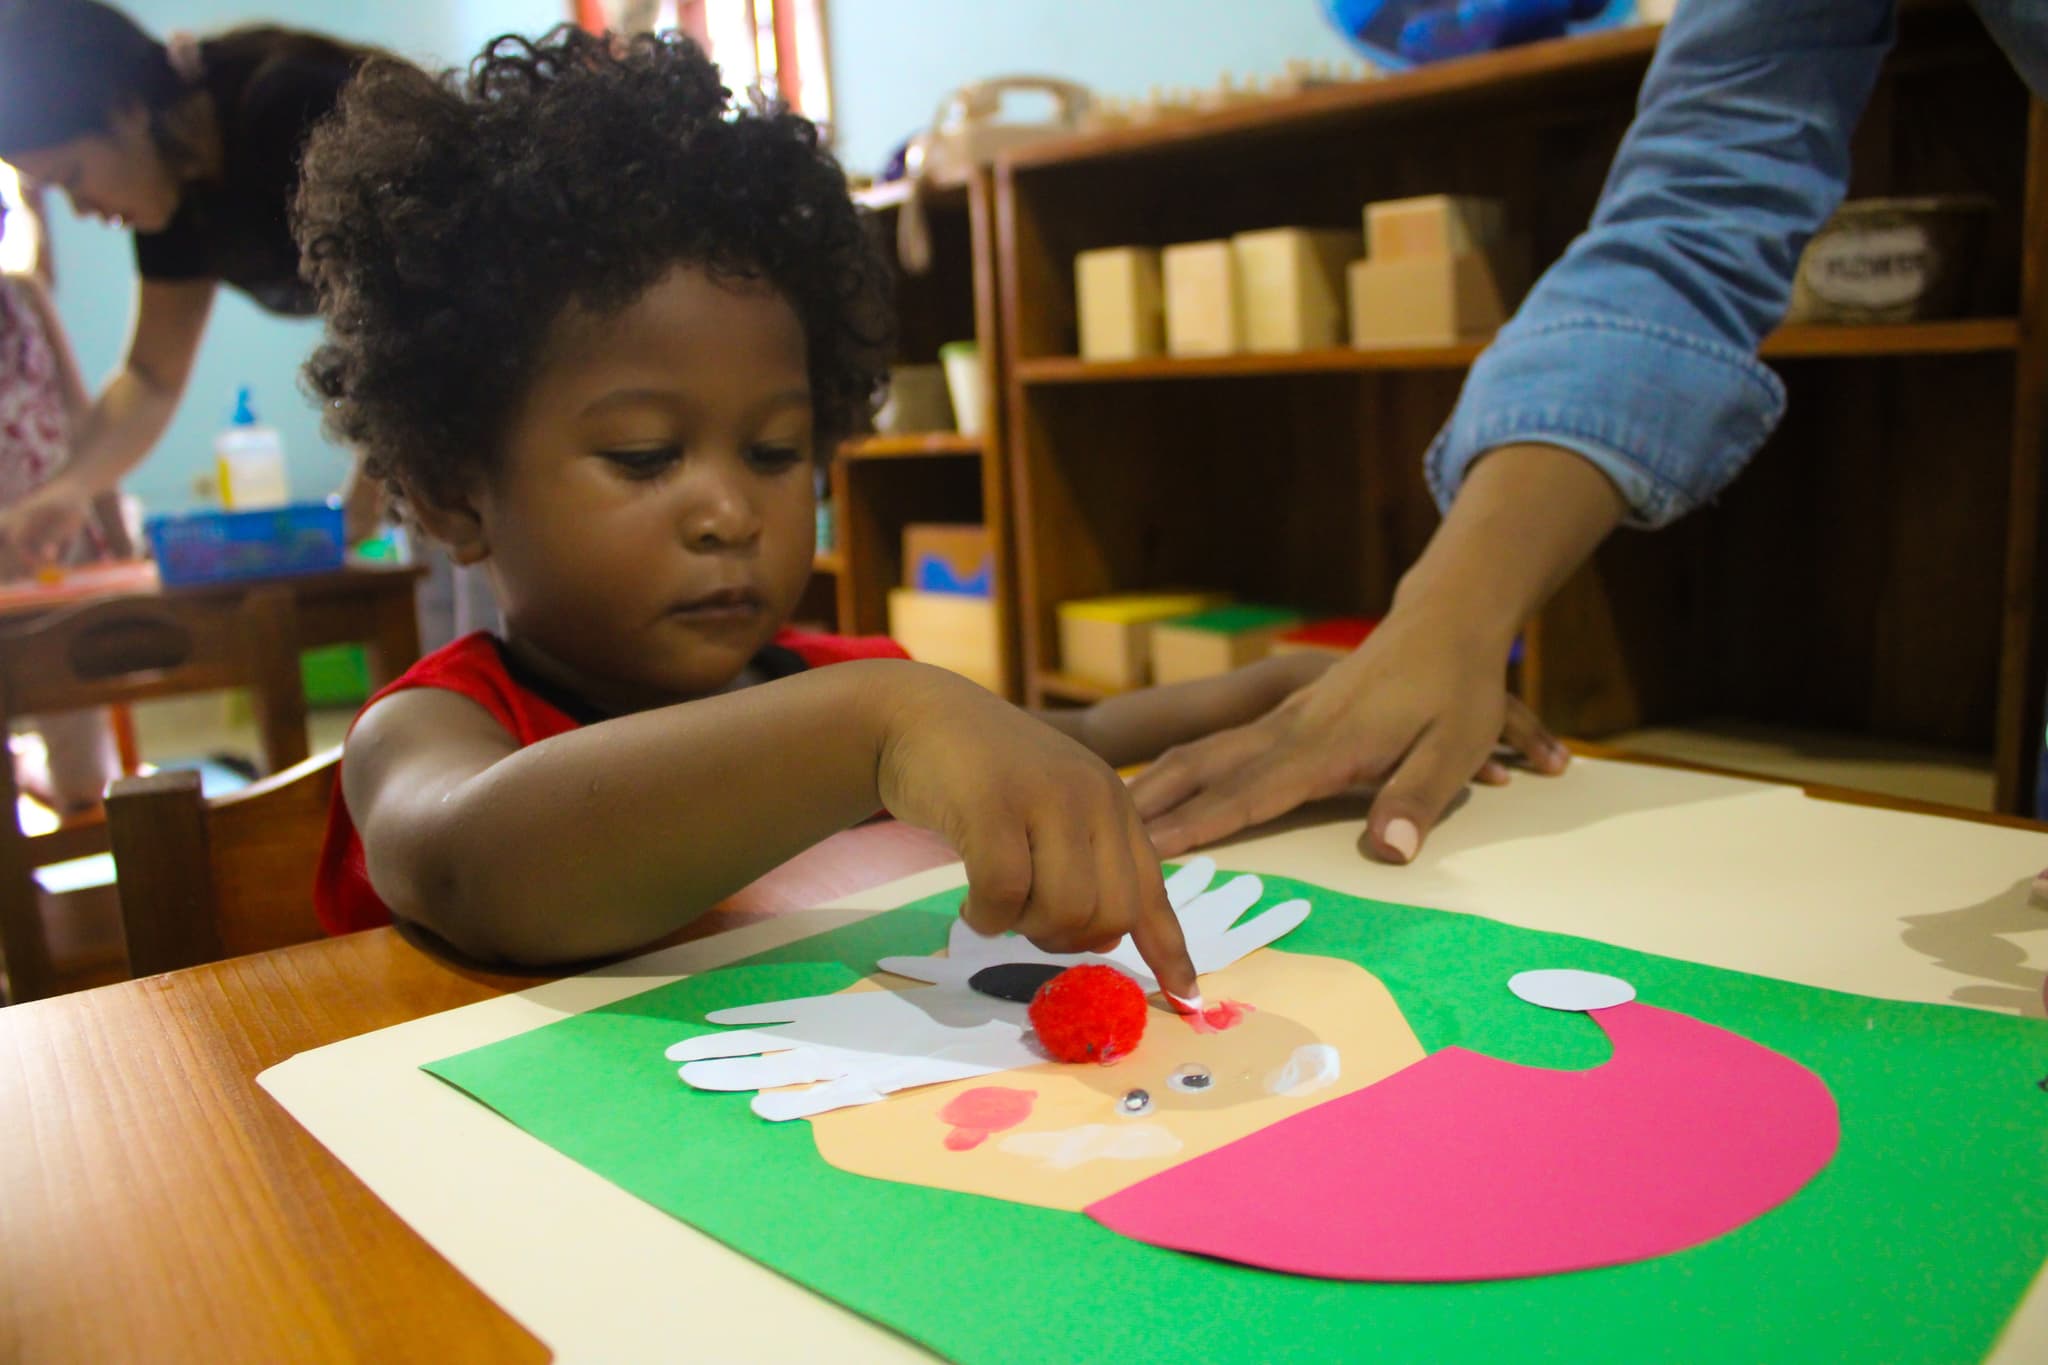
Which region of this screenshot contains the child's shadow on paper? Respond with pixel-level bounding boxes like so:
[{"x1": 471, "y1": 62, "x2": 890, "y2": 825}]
[{"x1": 1898, "y1": 876, "x2": 2047, "y2": 1017}]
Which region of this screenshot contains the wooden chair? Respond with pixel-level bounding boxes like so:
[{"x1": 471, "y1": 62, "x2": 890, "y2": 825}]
[
  {"x1": 0, "y1": 588, "x2": 308, "y2": 1002},
  {"x1": 106, "y1": 748, "x2": 337, "y2": 978}
]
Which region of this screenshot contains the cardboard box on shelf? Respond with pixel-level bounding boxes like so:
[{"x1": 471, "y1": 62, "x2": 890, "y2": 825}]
[
  {"x1": 1076, "y1": 246, "x2": 1165, "y2": 361},
  {"x1": 1163, "y1": 239, "x2": 1241, "y2": 356},
  {"x1": 902, "y1": 524, "x2": 994, "y2": 597},
  {"x1": 1231, "y1": 228, "x2": 1360, "y2": 352},
  {"x1": 1150, "y1": 604, "x2": 1304, "y2": 685},
  {"x1": 889, "y1": 588, "x2": 1002, "y2": 692},
  {"x1": 1056, "y1": 591, "x2": 1233, "y2": 690}
]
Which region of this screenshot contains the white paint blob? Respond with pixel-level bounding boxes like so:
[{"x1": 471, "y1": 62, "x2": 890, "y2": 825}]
[
  {"x1": 998, "y1": 1123, "x2": 1183, "y2": 1170},
  {"x1": 1265, "y1": 1043, "x2": 1342, "y2": 1098}
]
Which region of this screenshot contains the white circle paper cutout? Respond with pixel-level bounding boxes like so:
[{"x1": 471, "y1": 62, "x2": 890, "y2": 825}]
[{"x1": 1509, "y1": 969, "x2": 1636, "y2": 1013}]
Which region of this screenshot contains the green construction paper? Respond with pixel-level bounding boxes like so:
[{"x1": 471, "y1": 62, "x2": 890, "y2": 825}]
[
  {"x1": 1160, "y1": 604, "x2": 1301, "y2": 634},
  {"x1": 424, "y1": 876, "x2": 2048, "y2": 1364}
]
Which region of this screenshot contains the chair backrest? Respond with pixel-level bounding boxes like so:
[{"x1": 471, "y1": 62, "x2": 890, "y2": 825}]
[
  {"x1": 106, "y1": 748, "x2": 339, "y2": 978},
  {"x1": 0, "y1": 588, "x2": 310, "y2": 1002}
]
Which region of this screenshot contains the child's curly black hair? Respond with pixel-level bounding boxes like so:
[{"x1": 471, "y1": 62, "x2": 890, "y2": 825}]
[{"x1": 296, "y1": 24, "x2": 890, "y2": 507}]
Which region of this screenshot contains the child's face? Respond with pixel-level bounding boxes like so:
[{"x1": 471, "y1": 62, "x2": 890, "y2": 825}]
[{"x1": 470, "y1": 265, "x2": 819, "y2": 711}]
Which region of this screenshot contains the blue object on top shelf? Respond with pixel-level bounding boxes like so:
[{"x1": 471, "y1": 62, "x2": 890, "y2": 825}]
[{"x1": 1321, "y1": 0, "x2": 1629, "y2": 69}]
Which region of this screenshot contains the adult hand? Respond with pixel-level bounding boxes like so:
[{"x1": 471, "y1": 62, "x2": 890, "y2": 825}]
[
  {"x1": 876, "y1": 666, "x2": 1198, "y2": 1000},
  {"x1": 1131, "y1": 599, "x2": 1567, "y2": 864}
]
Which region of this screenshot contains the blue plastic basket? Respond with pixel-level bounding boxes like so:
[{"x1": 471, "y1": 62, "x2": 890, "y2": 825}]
[{"x1": 146, "y1": 502, "x2": 345, "y2": 587}]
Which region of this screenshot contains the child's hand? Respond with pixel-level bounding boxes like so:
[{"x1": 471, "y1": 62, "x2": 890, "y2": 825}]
[
  {"x1": 0, "y1": 479, "x2": 89, "y2": 568},
  {"x1": 875, "y1": 667, "x2": 1199, "y2": 1001}
]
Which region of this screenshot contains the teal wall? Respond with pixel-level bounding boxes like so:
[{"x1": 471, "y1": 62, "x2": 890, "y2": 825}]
[
  {"x1": 823, "y1": 0, "x2": 1359, "y2": 178},
  {"x1": 42, "y1": 1, "x2": 565, "y2": 516}
]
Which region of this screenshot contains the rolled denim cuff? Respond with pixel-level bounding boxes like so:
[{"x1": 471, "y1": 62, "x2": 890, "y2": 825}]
[{"x1": 1425, "y1": 315, "x2": 1788, "y2": 529}]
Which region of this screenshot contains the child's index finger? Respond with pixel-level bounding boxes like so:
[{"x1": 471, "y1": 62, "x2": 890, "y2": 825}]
[{"x1": 1128, "y1": 862, "x2": 1198, "y2": 1001}]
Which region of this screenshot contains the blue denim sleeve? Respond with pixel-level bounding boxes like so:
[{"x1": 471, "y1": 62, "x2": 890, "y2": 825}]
[{"x1": 1425, "y1": 0, "x2": 1897, "y2": 527}]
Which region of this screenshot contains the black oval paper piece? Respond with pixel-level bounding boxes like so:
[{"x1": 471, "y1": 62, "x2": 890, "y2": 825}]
[{"x1": 969, "y1": 962, "x2": 1066, "y2": 1003}]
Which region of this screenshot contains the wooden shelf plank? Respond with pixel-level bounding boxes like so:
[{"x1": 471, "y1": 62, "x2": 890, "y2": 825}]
[
  {"x1": 1007, "y1": 25, "x2": 1665, "y2": 171},
  {"x1": 841, "y1": 432, "x2": 982, "y2": 459},
  {"x1": 1016, "y1": 320, "x2": 2022, "y2": 385},
  {"x1": 812, "y1": 550, "x2": 845, "y2": 575}
]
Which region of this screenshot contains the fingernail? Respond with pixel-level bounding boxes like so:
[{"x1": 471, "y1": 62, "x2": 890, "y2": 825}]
[
  {"x1": 1164, "y1": 989, "x2": 1205, "y2": 1015},
  {"x1": 1383, "y1": 818, "x2": 1419, "y2": 863}
]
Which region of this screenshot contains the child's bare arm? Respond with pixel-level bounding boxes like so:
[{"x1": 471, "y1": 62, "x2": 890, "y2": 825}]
[
  {"x1": 1032, "y1": 651, "x2": 1337, "y2": 769},
  {"x1": 345, "y1": 658, "x2": 1196, "y2": 993}
]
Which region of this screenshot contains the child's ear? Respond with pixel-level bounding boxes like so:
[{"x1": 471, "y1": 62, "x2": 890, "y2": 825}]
[{"x1": 402, "y1": 478, "x2": 491, "y2": 565}]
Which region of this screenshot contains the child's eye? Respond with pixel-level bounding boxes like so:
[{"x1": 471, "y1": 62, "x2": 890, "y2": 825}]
[
  {"x1": 746, "y1": 443, "x2": 806, "y2": 473},
  {"x1": 599, "y1": 445, "x2": 681, "y2": 478}
]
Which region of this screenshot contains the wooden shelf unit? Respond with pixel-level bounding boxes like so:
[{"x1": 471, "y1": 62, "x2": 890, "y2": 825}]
[
  {"x1": 842, "y1": 431, "x2": 983, "y2": 458},
  {"x1": 1013, "y1": 320, "x2": 2023, "y2": 385},
  {"x1": 828, "y1": 170, "x2": 1020, "y2": 697},
  {"x1": 997, "y1": 3, "x2": 2048, "y2": 811}
]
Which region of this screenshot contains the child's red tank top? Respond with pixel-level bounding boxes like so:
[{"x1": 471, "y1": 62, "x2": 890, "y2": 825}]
[{"x1": 314, "y1": 629, "x2": 910, "y2": 934}]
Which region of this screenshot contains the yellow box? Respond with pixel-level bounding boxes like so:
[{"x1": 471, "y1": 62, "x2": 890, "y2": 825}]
[
  {"x1": 1364, "y1": 194, "x2": 1507, "y2": 260},
  {"x1": 1347, "y1": 242, "x2": 1530, "y2": 348},
  {"x1": 1056, "y1": 591, "x2": 1232, "y2": 690},
  {"x1": 889, "y1": 588, "x2": 1001, "y2": 692},
  {"x1": 1075, "y1": 246, "x2": 1164, "y2": 361},
  {"x1": 1231, "y1": 228, "x2": 1361, "y2": 352},
  {"x1": 1150, "y1": 605, "x2": 1304, "y2": 686},
  {"x1": 1163, "y1": 239, "x2": 1240, "y2": 356}
]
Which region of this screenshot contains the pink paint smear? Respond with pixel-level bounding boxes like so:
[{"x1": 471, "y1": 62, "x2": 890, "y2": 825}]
[{"x1": 938, "y1": 1086, "x2": 1037, "y2": 1151}]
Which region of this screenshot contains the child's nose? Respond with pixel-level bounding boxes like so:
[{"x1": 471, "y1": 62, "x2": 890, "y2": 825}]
[{"x1": 680, "y1": 467, "x2": 761, "y2": 550}]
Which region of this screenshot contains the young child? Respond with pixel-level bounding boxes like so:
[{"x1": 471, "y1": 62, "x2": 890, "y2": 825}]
[
  {"x1": 0, "y1": 195, "x2": 121, "y2": 813},
  {"x1": 298, "y1": 27, "x2": 1332, "y2": 999}
]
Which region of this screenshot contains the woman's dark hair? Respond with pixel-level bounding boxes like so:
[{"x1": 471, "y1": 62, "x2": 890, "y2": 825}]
[
  {"x1": 0, "y1": 0, "x2": 182, "y2": 156},
  {"x1": 296, "y1": 24, "x2": 891, "y2": 507},
  {"x1": 0, "y1": 0, "x2": 375, "y2": 172}
]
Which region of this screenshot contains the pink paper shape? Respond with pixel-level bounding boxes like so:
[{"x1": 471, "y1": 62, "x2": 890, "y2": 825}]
[{"x1": 1086, "y1": 1000, "x2": 1839, "y2": 1280}]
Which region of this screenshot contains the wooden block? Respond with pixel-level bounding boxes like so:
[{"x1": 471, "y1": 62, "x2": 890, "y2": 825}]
[
  {"x1": 1270, "y1": 616, "x2": 1381, "y2": 656},
  {"x1": 901, "y1": 524, "x2": 994, "y2": 596},
  {"x1": 1347, "y1": 241, "x2": 1530, "y2": 348},
  {"x1": 1057, "y1": 591, "x2": 1233, "y2": 690},
  {"x1": 1364, "y1": 195, "x2": 1507, "y2": 260},
  {"x1": 1163, "y1": 240, "x2": 1241, "y2": 356},
  {"x1": 1231, "y1": 228, "x2": 1361, "y2": 352},
  {"x1": 889, "y1": 589, "x2": 1001, "y2": 692},
  {"x1": 1076, "y1": 246, "x2": 1164, "y2": 360},
  {"x1": 1150, "y1": 605, "x2": 1304, "y2": 685}
]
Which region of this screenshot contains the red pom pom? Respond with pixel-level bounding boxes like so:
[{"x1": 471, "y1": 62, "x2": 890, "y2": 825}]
[{"x1": 1028, "y1": 964, "x2": 1149, "y2": 1064}]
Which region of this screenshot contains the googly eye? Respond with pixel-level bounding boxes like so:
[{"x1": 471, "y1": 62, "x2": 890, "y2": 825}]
[
  {"x1": 1117, "y1": 1088, "x2": 1153, "y2": 1117},
  {"x1": 1166, "y1": 1064, "x2": 1213, "y2": 1094}
]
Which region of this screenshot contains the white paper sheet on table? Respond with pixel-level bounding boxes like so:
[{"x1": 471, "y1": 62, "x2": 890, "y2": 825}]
[{"x1": 260, "y1": 758, "x2": 2048, "y2": 1363}]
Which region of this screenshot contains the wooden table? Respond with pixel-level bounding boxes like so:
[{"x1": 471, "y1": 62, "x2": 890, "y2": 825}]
[
  {"x1": 0, "y1": 561, "x2": 426, "y2": 689},
  {"x1": 0, "y1": 818, "x2": 956, "y2": 1362},
  {"x1": 3, "y1": 762, "x2": 2041, "y2": 1362}
]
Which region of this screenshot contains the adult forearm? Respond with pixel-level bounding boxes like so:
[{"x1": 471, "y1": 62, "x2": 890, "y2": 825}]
[
  {"x1": 58, "y1": 369, "x2": 180, "y2": 496},
  {"x1": 401, "y1": 661, "x2": 913, "y2": 964},
  {"x1": 1397, "y1": 442, "x2": 1628, "y2": 638}
]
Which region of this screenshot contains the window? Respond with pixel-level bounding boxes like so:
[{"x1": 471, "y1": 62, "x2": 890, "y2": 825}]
[{"x1": 573, "y1": 0, "x2": 832, "y2": 130}]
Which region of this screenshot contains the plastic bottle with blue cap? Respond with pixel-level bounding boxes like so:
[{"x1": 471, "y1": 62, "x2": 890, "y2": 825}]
[{"x1": 214, "y1": 384, "x2": 290, "y2": 509}]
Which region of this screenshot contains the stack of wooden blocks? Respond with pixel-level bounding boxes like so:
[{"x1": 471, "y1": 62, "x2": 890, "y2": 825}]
[
  {"x1": 1057, "y1": 590, "x2": 1382, "y2": 691},
  {"x1": 1072, "y1": 194, "x2": 1531, "y2": 361}
]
